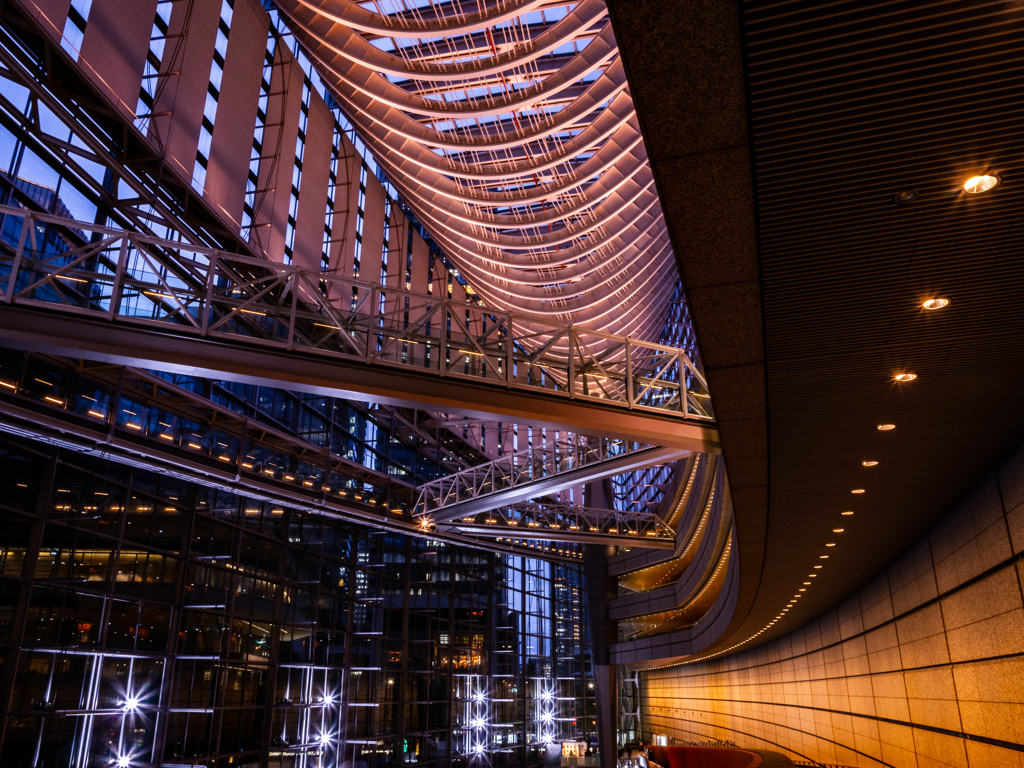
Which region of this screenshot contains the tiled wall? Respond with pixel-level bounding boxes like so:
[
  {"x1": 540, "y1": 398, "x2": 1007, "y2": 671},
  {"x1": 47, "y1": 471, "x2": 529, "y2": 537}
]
[{"x1": 642, "y1": 442, "x2": 1024, "y2": 767}]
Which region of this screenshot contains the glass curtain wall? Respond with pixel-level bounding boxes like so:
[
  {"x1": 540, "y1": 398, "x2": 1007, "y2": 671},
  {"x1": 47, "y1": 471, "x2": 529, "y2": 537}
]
[{"x1": 0, "y1": 434, "x2": 594, "y2": 767}]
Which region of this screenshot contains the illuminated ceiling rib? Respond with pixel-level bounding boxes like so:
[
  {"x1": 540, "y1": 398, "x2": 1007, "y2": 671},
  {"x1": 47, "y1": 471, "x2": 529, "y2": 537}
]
[{"x1": 276, "y1": 0, "x2": 680, "y2": 339}]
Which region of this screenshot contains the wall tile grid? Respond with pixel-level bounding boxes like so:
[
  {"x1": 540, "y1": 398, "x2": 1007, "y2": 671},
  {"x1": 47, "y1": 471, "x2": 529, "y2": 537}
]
[{"x1": 642, "y1": 442, "x2": 1024, "y2": 768}]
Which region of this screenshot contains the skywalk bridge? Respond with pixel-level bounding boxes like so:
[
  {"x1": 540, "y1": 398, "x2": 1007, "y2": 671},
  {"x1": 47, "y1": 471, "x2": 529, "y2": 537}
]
[
  {"x1": 414, "y1": 434, "x2": 687, "y2": 523},
  {"x1": 0, "y1": 204, "x2": 719, "y2": 452}
]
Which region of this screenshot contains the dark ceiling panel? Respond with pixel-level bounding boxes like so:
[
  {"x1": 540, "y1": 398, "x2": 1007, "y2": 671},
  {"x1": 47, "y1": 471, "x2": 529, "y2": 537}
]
[{"x1": 743, "y1": 0, "x2": 1024, "y2": 633}]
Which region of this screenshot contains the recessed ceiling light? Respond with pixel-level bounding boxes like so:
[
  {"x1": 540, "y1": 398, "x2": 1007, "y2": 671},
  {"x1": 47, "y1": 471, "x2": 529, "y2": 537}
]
[
  {"x1": 922, "y1": 298, "x2": 949, "y2": 310},
  {"x1": 862, "y1": 460, "x2": 879, "y2": 467},
  {"x1": 963, "y1": 173, "x2": 1000, "y2": 194},
  {"x1": 851, "y1": 489, "x2": 865, "y2": 494},
  {"x1": 813, "y1": 565, "x2": 822, "y2": 569},
  {"x1": 841, "y1": 510, "x2": 855, "y2": 516},
  {"x1": 819, "y1": 555, "x2": 829, "y2": 559},
  {"x1": 809, "y1": 573, "x2": 817, "y2": 577},
  {"x1": 803, "y1": 582, "x2": 811, "y2": 585},
  {"x1": 877, "y1": 423, "x2": 896, "y2": 431},
  {"x1": 893, "y1": 189, "x2": 919, "y2": 204},
  {"x1": 825, "y1": 543, "x2": 836, "y2": 547},
  {"x1": 894, "y1": 373, "x2": 918, "y2": 382},
  {"x1": 833, "y1": 528, "x2": 845, "y2": 533}
]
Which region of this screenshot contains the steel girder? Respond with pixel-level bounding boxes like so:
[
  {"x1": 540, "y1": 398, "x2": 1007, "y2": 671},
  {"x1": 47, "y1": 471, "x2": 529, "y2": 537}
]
[{"x1": 0, "y1": 13, "x2": 255, "y2": 259}]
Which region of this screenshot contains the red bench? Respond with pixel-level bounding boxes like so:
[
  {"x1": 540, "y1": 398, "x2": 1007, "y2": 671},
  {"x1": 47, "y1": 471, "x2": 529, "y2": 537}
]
[{"x1": 648, "y1": 746, "x2": 763, "y2": 768}]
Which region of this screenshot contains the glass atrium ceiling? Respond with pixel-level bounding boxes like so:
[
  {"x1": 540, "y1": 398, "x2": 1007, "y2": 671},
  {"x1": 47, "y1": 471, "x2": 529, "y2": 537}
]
[{"x1": 277, "y1": 0, "x2": 679, "y2": 340}]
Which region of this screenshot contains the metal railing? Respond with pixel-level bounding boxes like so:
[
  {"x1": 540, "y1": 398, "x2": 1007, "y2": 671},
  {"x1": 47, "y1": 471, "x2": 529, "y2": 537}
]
[{"x1": 0, "y1": 205, "x2": 713, "y2": 422}]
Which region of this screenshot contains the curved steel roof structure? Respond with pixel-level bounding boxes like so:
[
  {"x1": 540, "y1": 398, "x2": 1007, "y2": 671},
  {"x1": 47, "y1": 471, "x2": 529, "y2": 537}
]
[{"x1": 275, "y1": 0, "x2": 678, "y2": 339}]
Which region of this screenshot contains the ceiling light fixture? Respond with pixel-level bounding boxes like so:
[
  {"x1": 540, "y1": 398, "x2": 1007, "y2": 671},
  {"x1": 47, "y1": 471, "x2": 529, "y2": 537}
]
[
  {"x1": 893, "y1": 189, "x2": 919, "y2": 204},
  {"x1": 877, "y1": 423, "x2": 896, "y2": 431},
  {"x1": 922, "y1": 298, "x2": 949, "y2": 310},
  {"x1": 851, "y1": 489, "x2": 865, "y2": 494},
  {"x1": 862, "y1": 460, "x2": 879, "y2": 467},
  {"x1": 894, "y1": 373, "x2": 918, "y2": 382},
  {"x1": 833, "y1": 528, "x2": 845, "y2": 533},
  {"x1": 813, "y1": 565, "x2": 823, "y2": 569},
  {"x1": 825, "y1": 543, "x2": 836, "y2": 547},
  {"x1": 842, "y1": 510, "x2": 855, "y2": 516},
  {"x1": 963, "y1": 173, "x2": 1000, "y2": 194}
]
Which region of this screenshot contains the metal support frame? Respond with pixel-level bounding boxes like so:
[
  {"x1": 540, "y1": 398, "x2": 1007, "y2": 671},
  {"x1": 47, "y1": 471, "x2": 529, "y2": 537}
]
[
  {"x1": 78, "y1": 362, "x2": 411, "y2": 500},
  {"x1": 618, "y1": 669, "x2": 642, "y2": 747},
  {"x1": 0, "y1": 10, "x2": 254, "y2": 257},
  {"x1": 415, "y1": 436, "x2": 687, "y2": 522}
]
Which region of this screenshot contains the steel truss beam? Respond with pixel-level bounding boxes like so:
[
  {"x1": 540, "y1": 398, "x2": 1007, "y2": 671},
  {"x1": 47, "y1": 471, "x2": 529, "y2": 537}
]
[
  {"x1": 415, "y1": 436, "x2": 687, "y2": 522},
  {"x1": 277, "y1": 0, "x2": 682, "y2": 337},
  {"x1": 0, "y1": 205, "x2": 720, "y2": 452}
]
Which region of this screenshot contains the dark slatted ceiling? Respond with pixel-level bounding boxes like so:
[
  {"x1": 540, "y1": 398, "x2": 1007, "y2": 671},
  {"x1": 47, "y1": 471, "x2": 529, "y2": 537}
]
[{"x1": 743, "y1": 0, "x2": 1024, "y2": 627}]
